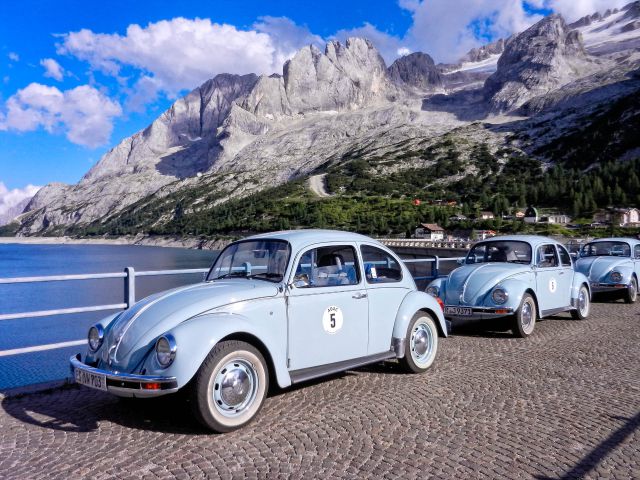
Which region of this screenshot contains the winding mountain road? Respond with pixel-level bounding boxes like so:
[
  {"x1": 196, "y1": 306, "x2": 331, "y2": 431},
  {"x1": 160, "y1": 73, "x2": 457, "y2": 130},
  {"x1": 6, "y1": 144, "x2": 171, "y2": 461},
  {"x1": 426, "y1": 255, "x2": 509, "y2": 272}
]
[{"x1": 308, "y1": 174, "x2": 331, "y2": 197}]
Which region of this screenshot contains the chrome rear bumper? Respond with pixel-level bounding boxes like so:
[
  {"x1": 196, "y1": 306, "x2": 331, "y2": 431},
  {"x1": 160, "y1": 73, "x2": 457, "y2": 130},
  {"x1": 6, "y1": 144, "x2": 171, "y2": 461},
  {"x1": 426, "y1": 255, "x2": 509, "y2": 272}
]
[{"x1": 70, "y1": 354, "x2": 178, "y2": 397}]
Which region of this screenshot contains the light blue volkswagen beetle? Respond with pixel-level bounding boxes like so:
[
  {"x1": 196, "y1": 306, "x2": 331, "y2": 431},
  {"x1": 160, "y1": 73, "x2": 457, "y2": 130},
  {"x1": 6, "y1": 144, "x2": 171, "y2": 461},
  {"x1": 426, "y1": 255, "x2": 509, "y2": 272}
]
[
  {"x1": 71, "y1": 230, "x2": 447, "y2": 432},
  {"x1": 575, "y1": 237, "x2": 640, "y2": 303},
  {"x1": 426, "y1": 235, "x2": 591, "y2": 338}
]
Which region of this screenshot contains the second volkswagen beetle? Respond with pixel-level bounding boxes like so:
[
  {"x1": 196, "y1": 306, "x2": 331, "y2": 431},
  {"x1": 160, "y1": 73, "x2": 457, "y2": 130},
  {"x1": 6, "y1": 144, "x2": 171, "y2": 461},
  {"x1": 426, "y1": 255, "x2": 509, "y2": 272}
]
[{"x1": 426, "y1": 235, "x2": 591, "y2": 337}]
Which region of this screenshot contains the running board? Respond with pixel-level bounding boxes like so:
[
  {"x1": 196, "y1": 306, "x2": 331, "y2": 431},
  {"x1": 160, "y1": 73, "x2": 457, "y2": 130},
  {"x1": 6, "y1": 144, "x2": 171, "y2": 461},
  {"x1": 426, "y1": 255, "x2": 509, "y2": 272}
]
[
  {"x1": 289, "y1": 351, "x2": 396, "y2": 384},
  {"x1": 540, "y1": 306, "x2": 574, "y2": 317}
]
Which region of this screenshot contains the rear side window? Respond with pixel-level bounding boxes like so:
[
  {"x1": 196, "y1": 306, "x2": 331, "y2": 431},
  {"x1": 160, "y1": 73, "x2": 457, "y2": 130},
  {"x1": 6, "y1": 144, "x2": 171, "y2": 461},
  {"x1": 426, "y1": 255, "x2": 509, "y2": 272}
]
[
  {"x1": 558, "y1": 245, "x2": 572, "y2": 267},
  {"x1": 361, "y1": 245, "x2": 403, "y2": 283},
  {"x1": 635, "y1": 245, "x2": 640, "y2": 259}
]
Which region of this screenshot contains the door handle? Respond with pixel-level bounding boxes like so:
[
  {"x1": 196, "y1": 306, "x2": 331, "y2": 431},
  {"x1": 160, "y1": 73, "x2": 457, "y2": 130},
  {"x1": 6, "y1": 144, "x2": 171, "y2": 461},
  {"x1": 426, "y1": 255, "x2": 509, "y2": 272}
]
[
  {"x1": 559, "y1": 271, "x2": 565, "y2": 275},
  {"x1": 352, "y1": 292, "x2": 368, "y2": 299}
]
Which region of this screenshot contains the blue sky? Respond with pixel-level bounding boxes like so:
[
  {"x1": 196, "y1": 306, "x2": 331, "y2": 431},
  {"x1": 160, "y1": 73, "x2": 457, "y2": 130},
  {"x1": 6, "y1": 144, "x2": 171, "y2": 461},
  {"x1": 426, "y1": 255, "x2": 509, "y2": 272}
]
[{"x1": 0, "y1": 0, "x2": 615, "y2": 202}]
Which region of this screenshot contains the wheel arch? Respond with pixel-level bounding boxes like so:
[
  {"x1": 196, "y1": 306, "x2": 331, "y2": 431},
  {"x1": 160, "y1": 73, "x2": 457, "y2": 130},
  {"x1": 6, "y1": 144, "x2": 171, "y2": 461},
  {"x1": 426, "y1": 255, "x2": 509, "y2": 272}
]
[
  {"x1": 393, "y1": 290, "x2": 448, "y2": 341},
  {"x1": 523, "y1": 288, "x2": 539, "y2": 317},
  {"x1": 219, "y1": 332, "x2": 278, "y2": 392}
]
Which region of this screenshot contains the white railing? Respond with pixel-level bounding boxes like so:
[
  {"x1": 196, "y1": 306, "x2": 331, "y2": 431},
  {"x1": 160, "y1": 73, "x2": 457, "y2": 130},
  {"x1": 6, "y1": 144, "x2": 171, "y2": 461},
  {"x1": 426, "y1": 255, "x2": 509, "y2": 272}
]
[{"x1": 0, "y1": 258, "x2": 464, "y2": 357}]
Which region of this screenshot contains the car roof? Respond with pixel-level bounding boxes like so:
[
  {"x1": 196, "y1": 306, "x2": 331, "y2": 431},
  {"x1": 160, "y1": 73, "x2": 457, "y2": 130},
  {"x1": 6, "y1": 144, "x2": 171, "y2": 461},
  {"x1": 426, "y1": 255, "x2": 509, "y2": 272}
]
[
  {"x1": 244, "y1": 229, "x2": 384, "y2": 251},
  {"x1": 583, "y1": 237, "x2": 640, "y2": 246},
  {"x1": 475, "y1": 235, "x2": 561, "y2": 248}
]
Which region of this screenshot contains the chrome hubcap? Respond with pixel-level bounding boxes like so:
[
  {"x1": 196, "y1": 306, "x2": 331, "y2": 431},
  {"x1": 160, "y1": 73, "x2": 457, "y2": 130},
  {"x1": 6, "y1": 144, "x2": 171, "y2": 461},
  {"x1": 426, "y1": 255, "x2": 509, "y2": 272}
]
[
  {"x1": 579, "y1": 289, "x2": 588, "y2": 314},
  {"x1": 521, "y1": 301, "x2": 534, "y2": 333},
  {"x1": 213, "y1": 359, "x2": 257, "y2": 417},
  {"x1": 631, "y1": 281, "x2": 637, "y2": 300},
  {"x1": 411, "y1": 321, "x2": 434, "y2": 365}
]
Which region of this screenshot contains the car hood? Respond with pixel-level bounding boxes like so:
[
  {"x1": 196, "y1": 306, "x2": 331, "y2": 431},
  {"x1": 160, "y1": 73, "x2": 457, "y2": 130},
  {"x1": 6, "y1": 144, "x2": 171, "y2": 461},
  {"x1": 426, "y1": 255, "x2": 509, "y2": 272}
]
[
  {"x1": 103, "y1": 280, "x2": 279, "y2": 370},
  {"x1": 575, "y1": 256, "x2": 632, "y2": 281},
  {"x1": 445, "y1": 263, "x2": 531, "y2": 305}
]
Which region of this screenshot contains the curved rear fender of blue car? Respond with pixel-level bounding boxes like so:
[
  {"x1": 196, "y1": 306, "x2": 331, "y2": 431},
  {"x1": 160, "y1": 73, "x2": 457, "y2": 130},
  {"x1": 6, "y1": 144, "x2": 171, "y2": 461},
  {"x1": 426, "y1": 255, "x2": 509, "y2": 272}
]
[
  {"x1": 392, "y1": 290, "x2": 448, "y2": 339},
  {"x1": 570, "y1": 272, "x2": 591, "y2": 300},
  {"x1": 156, "y1": 312, "x2": 292, "y2": 390}
]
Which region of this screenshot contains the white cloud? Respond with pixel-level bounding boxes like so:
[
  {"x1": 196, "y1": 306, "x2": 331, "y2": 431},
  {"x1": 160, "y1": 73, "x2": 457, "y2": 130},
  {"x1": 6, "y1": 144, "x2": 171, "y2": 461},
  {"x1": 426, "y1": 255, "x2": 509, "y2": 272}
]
[
  {"x1": 538, "y1": 0, "x2": 629, "y2": 21},
  {"x1": 8, "y1": 52, "x2": 19, "y2": 62},
  {"x1": 40, "y1": 58, "x2": 65, "y2": 81},
  {"x1": 57, "y1": 17, "x2": 320, "y2": 104},
  {"x1": 0, "y1": 83, "x2": 122, "y2": 147},
  {"x1": 332, "y1": 23, "x2": 407, "y2": 65},
  {"x1": 400, "y1": 0, "x2": 543, "y2": 63},
  {"x1": 0, "y1": 182, "x2": 40, "y2": 225}
]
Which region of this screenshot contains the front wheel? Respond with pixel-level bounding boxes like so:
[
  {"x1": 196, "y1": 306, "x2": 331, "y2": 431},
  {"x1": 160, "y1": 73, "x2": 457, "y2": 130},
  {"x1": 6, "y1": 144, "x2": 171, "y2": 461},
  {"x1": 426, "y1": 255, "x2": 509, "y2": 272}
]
[
  {"x1": 624, "y1": 277, "x2": 637, "y2": 304},
  {"x1": 190, "y1": 340, "x2": 268, "y2": 433},
  {"x1": 513, "y1": 293, "x2": 537, "y2": 338},
  {"x1": 571, "y1": 284, "x2": 590, "y2": 320},
  {"x1": 399, "y1": 311, "x2": 439, "y2": 373}
]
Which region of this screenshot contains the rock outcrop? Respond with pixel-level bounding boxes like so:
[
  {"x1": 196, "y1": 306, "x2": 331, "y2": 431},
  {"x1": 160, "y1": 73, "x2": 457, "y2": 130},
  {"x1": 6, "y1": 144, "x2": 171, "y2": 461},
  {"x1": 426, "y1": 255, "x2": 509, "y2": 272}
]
[
  {"x1": 387, "y1": 52, "x2": 443, "y2": 92},
  {"x1": 484, "y1": 14, "x2": 595, "y2": 113}
]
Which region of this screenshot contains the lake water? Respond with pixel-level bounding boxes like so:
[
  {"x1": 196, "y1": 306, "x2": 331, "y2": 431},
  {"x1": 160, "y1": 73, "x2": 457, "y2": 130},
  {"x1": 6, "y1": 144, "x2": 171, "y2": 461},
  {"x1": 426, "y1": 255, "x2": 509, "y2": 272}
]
[{"x1": 0, "y1": 243, "x2": 218, "y2": 390}]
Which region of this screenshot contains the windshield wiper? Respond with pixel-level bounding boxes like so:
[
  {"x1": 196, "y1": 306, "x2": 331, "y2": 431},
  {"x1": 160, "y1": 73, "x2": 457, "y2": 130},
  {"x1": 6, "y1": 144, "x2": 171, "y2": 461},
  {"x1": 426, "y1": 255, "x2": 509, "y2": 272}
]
[
  {"x1": 213, "y1": 271, "x2": 248, "y2": 280},
  {"x1": 246, "y1": 273, "x2": 283, "y2": 282}
]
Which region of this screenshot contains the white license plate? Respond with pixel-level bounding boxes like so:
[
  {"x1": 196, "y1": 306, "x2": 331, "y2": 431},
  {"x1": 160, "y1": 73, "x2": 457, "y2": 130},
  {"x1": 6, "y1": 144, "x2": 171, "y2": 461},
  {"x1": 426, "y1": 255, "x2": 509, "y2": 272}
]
[
  {"x1": 75, "y1": 367, "x2": 107, "y2": 391},
  {"x1": 445, "y1": 306, "x2": 472, "y2": 316}
]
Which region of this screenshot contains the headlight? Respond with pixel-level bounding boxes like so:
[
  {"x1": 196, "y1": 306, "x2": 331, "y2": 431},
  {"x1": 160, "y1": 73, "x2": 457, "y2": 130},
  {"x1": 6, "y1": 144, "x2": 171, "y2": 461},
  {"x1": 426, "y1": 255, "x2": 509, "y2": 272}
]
[
  {"x1": 610, "y1": 271, "x2": 622, "y2": 282},
  {"x1": 426, "y1": 285, "x2": 439, "y2": 297},
  {"x1": 155, "y1": 335, "x2": 177, "y2": 368},
  {"x1": 492, "y1": 288, "x2": 508, "y2": 304},
  {"x1": 88, "y1": 325, "x2": 104, "y2": 352}
]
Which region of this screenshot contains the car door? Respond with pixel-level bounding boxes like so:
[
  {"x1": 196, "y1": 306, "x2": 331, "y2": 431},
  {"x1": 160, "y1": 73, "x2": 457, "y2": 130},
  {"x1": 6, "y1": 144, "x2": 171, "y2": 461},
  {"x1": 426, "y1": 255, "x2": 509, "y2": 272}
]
[
  {"x1": 535, "y1": 244, "x2": 567, "y2": 313},
  {"x1": 286, "y1": 243, "x2": 369, "y2": 371},
  {"x1": 360, "y1": 244, "x2": 411, "y2": 355},
  {"x1": 556, "y1": 244, "x2": 574, "y2": 308}
]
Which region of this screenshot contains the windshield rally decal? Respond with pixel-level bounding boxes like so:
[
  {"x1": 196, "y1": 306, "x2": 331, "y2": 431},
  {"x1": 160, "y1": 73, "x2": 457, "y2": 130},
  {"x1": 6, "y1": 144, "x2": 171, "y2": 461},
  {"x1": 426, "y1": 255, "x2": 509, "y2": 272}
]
[{"x1": 323, "y1": 306, "x2": 344, "y2": 334}]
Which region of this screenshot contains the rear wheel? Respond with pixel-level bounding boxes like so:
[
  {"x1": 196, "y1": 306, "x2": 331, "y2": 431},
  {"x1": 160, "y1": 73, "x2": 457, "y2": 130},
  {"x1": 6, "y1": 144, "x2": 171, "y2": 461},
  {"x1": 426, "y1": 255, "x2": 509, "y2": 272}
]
[
  {"x1": 399, "y1": 311, "x2": 439, "y2": 373},
  {"x1": 624, "y1": 277, "x2": 637, "y2": 304},
  {"x1": 190, "y1": 340, "x2": 268, "y2": 433},
  {"x1": 513, "y1": 293, "x2": 536, "y2": 338},
  {"x1": 571, "y1": 284, "x2": 590, "y2": 320}
]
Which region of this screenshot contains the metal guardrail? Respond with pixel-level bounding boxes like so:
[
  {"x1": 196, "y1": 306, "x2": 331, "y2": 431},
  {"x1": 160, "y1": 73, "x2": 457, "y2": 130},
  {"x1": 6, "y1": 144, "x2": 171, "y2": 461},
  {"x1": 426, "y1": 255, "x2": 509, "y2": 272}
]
[
  {"x1": 0, "y1": 258, "x2": 463, "y2": 357},
  {"x1": 0, "y1": 267, "x2": 210, "y2": 322}
]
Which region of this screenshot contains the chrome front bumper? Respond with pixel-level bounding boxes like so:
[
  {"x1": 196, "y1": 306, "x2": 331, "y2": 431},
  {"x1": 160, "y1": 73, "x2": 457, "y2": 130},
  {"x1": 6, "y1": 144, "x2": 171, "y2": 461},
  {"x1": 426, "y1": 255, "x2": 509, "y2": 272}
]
[
  {"x1": 444, "y1": 305, "x2": 514, "y2": 321},
  {"x1": 70, "y1": 354, "x2": 178, "y2": 397},
  {"x1": 590, "y1": 282, "x2": 629, "y2": 293}
]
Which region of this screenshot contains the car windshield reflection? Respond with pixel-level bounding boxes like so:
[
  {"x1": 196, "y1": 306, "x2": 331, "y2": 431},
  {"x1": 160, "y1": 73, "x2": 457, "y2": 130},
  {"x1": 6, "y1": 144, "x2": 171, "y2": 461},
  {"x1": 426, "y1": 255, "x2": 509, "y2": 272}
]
[
  {"x1": 466, "y1": 241, "x2": 532, "y2": 265},
  {"x1": 580, "y1": 241, "x2": 631, "y2": 257},
  {"x1": 207, "y1": 239, "x2": 291, "y2": 282}
]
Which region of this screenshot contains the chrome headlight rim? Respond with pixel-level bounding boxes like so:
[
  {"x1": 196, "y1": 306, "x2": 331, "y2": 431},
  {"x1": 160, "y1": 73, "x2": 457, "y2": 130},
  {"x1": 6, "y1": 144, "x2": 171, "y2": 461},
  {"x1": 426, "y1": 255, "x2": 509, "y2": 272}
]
[
  {"x1": 155, "y1": 334, "x2": 177, "y2": 368},
  {"x1": 88, "y1": 324, "x2": 104, "y2": 353},
  {"x1": 426, "y1": 285, "x2": 439, "y2": 297},
  {"x1": 610, "y1": 271, "x2": 622, "y2": 283},
  {"x1": 491, "y1": 288, "x2": 508, "y2": 305}
]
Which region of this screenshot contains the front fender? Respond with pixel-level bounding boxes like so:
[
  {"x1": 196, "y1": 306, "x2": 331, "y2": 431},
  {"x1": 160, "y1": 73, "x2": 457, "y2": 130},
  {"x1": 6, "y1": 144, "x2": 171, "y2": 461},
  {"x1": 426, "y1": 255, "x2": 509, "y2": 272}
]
[
  {"x1": 426, "y1": 277, "x2": 447, "y2": 299},
  {"x1": 392, "y1": 290, "x2": 448, "y2": 340},
  {"x1": 142, "y1": 313, "x2": 291, "y2": 390},
  {"x1": 490, "y1": 277, "x2": 534, "y2": 310}
]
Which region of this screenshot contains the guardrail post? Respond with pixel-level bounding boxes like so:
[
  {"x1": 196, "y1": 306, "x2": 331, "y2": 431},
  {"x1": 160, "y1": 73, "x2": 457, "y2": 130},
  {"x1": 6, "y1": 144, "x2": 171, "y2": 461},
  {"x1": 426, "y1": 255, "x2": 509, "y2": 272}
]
[
  {"x1": 124, "y1": 267, "x2": 135, "y2": 309},
  {"x1": 433, "y1": 256, "x2": 439, "y2": 278}
]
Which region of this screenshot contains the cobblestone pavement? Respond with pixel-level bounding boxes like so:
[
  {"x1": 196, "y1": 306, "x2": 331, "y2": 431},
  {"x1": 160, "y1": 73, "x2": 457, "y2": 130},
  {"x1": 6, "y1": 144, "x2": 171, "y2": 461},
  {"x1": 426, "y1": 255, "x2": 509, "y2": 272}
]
[{"x1": 1, "y1": 300, "x2": 638, "y2": 480}]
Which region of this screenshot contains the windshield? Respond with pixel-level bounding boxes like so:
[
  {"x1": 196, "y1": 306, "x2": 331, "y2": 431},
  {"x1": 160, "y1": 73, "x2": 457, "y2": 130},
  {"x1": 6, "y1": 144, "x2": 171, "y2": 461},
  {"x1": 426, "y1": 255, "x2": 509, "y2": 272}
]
[
  {"x1": 207, "y1": 239, "x2": 291, "y2": 282},
  {"x1": 580, "y1": 241, "x2": 631, "y2": 258},
  {"x1": 466, "y1": 240, "x2": 532, "y2": 265}
]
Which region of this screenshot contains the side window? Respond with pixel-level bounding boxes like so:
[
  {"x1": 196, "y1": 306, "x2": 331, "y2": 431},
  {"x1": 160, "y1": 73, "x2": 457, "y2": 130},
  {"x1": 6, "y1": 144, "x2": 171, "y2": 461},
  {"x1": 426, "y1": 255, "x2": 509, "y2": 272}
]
[
  {"x1": 558, "y1": 245, "x2": 572, "y2": 267},
  {"x1": 293, "y1": 245, "x2": 360, "y2": 288},
  {"x1": 361, "y1": 245, "x2": 403, "y2": 283},
  {"x1": 537, "y1": 244, "x2": 559, "y2": 268},
  {"x1": 635, "y1": 245, "x2": 640, "y2": 259}
]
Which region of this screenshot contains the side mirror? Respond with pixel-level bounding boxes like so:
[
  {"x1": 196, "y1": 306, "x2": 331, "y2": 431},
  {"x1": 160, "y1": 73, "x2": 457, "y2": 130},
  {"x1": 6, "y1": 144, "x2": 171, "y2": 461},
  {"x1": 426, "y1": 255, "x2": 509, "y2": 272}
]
[
  {"x1": 570, "y1": 252, "x2": 578, "y2": 260},
  {"x1": 457, "y1": 258, "x2": 465, "y2": 265}
]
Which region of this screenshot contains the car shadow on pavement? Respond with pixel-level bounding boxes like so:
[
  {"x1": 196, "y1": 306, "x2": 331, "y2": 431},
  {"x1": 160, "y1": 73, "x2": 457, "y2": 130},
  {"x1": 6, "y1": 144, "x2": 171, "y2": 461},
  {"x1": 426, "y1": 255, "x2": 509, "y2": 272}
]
[
  {"x1": 536, "y1": 411, "x2": 640, "y2": 480},
  {"x1": 1, "y1": 385, "x2": 210, "y2": 435}
]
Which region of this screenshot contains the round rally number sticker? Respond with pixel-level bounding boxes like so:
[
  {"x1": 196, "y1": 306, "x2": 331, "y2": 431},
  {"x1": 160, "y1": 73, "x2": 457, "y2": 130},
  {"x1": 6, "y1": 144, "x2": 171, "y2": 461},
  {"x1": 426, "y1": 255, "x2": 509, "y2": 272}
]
[
  {"x1": 549, "y1": 277, "x2": 557, "y2": 293},
  {"x1": 322, "y1": 306, "x2": 343, "y2": 334}
]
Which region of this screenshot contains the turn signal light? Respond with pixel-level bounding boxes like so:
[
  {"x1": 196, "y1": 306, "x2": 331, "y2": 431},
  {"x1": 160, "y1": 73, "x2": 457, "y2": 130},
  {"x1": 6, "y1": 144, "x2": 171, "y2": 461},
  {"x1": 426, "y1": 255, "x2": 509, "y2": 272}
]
[
  {"x1": 495, "y1": 309, "x2": 509, "y2": 314},
  {"x1": 141, "y1": 382, "x2": 161, "y2": 390},
  {"x1": 436, "y1": 296, "x2": 445, "y2": 312}
]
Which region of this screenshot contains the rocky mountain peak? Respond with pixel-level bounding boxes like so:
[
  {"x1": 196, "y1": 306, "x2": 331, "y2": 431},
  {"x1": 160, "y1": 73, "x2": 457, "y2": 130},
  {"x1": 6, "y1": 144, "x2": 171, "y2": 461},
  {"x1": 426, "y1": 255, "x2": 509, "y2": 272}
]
[
  {"x1": 387, "y1": 52, "x2": 443, "y2": 92},
  {"x1": 483, "y1": 13, "x2": 593, "y2": 113}
]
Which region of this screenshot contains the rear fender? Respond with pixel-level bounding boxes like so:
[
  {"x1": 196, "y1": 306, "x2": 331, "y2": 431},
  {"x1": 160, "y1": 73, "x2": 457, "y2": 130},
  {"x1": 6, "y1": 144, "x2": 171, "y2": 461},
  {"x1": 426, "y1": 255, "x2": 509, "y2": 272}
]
[{"x1": 392, "y1": 291, "x2": 448, "y2": 342}]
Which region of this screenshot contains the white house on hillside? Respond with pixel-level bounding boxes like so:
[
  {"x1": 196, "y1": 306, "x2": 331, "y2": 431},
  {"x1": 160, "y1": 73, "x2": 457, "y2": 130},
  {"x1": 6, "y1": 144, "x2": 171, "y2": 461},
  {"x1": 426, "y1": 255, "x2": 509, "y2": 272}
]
[{"x1": 415, "y1": 223, "x2": 445, "y2": 240}]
